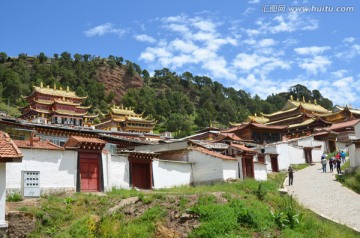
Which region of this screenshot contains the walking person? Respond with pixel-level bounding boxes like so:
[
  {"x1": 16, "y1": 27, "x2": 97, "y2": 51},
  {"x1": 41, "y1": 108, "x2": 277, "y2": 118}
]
[
  {"x1": 288, "y1": 165, "x2": 294, "y2": 186},
  {"x1": 340, "y1": 151, "x2": 346, "y2": 164},
  {"x1": 321, "y1": 156, "x2": 327, "y2": 173},
  {"x1": 329, "y1": 157, "x2": 334, "y2": 172},
  {"x1": 336, "y1": 158, "x2": 342, "y2": 174}
]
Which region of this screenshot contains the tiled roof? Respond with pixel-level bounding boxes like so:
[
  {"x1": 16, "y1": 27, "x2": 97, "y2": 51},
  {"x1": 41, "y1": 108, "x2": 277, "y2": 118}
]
[
  {"x1": 193, "y1": 146, "x2": 236, "y2": 161},
  {"x1": 34, "y1": 86, "x2": 86, "y2": 99},
  {"x1": 329, "y1": 119, "x2": 360, "y2": 130},
  {"x1": 64, "y1": 136, "x2": 106, "y2": 148},
  {"x1": 230, "y1": 143, "x2": 256, "y2": 153},
  {"x1": 220, "y1": 133, "x2": 242, "y2": 141},
  {"x1": 14, "y1": 137, "x2": 63, "y2": 150},
  {"x1": 0, "y1": 131, "x2": 23, "y2": 161}
]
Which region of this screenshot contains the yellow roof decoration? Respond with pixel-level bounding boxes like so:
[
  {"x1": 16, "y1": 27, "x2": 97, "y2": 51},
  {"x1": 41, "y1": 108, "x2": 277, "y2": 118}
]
[
  {"x1": 265, "y1": 113, "x2": 305, "y2": 125},
  {"x1": 261, "y1": 106, "x2": 299, "y2": 117},
  {"x1": 246, "y1": 115, "x2": 270, "y2": 124},
  {"x1": 285, "y1": 99, "x2": 331, "y2": 114},
  {"x1": 33, "y1": 86, "x2": 87, "y2": 99},
  {"x1": 287, "y1": 118, "x2": 317, "y2": 128}
]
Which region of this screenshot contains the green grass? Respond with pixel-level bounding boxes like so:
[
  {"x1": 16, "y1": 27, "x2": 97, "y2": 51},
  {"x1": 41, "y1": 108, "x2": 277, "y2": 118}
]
[
  {"x1": 337, "y1": 165, "x2": 360, "y2": 194},
  {"x1": 6, "y1": 192, "x2": 23, "y2": 202},
  {"x1": 292, "y1": 164, "x2": 310, "y2": 171},
  {"x1": 19, "y1": 173, "x2": 359, "y2": 238}
]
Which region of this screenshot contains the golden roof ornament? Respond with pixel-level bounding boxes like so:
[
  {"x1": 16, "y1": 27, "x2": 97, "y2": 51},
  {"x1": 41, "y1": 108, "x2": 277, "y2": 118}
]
[
  {"x1": 302, "y1": 96, "x2": 305, "y2": 102},
  {"x1": 66, "y1": 86, "x2": 69, "y2": 92},
  {"x1": 314, "y1": 99, "x2": 317, "y2": 105},
  {"x1": 290, "y1": 95, "x2": 293, "y2": 101},
  {"x1": 54, "y1": 84, "x2": 56, "y2": 90},
  {"x1": 40, "y1": 82, "x2": 43, "y2": 88},
  {"x1": 60, "y1": 86, "x2": 63, "y2": 91},
  {"x1": 254, "y1": 113, "x2": 257, "y2": 117}
]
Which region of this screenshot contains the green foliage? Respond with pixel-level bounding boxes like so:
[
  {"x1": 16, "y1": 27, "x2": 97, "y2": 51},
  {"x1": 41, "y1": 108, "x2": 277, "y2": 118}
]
[
  {"x1": 271, "y1": 195, "x2": 302, "y2": 230},
  {"x1": 6, "y1": 192, "x2": 23, "y2": 202},
  {"x1": 255, "y1": 182, "x2": 267, "y2": 201},
  {"x1": 337, "y1": 166, "x2": 360, "y2": 193}
]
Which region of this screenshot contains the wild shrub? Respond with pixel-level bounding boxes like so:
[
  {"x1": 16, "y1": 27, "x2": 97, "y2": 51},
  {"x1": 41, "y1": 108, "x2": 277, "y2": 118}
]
[
  {"x1": 271, "y1": 195, "x2": 302, "y2": 230},
  {"x1": 6, "y1": 192, "x2": 23, "y2": 202},
  {"x1": 255, "y1": 182, "x2": 267, "y2": 201}
]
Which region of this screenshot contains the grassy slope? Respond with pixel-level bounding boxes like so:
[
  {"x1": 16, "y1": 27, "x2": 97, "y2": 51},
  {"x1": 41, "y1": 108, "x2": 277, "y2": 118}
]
[{"x1": 13, "y1": 172, "x2": 359, "y2": 238}]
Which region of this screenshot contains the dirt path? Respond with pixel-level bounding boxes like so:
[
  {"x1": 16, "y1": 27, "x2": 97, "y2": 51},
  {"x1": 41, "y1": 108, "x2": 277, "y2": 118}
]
[{"x1": 284, "y1": 163, "x2": 360, "y2": 232}]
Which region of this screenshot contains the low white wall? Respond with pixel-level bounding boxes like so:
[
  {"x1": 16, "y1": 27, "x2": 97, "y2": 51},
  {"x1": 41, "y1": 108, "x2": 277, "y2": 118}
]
[
  {"x1": 222, "y1": 160, "x2": 239, "y2": 180},
  {"x1": 188, "y1": 151, "x2": 225, "y2": 184},
  {"x1": 254, "y1": 162, "x2": 267, "y2": 181},
  {"x1": 6, "y1": 149, "x2": 77, "y2": 194},
  {"x1": 349, "y1": 144, "x2": 360, "y2": 168},
  {"x1": 0, "y1": 164, "x2": 6, "y2": 226},
  {"x1": 108, "y1": 154, "x2": 130, "y2": 189},
  {"x1": 152, "y1": 159, "x2": 192, "y2": 189}
]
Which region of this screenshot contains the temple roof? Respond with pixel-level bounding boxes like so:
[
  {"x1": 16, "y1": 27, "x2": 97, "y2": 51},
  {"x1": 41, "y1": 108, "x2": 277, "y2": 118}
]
[
  {"x1": 25, "y1": 85, "x2": 87, "y2": 100},
  {"x1": 110, "y1": 106, "x2": 142, "y2": 116},
  {"x1": 0, "y1": 131, "x2": 23, "y2": 161},
  {"x1": 53, "y1": 109, "x2": 88, "y2": 116},
  {"x1": 265, "y1": 113, "x2": 306, "y2": 125},
  {"x1": 328, "y1": 119, "x2": 360, "y2": 130},
  {"x1": 283, "y1": 99, "x2": 331, "y2": 114},
  {"x1": 14, "y1": 137, "x2": 63, "y2": 150},
  {"x1": 193, "y1": 146, "x2": 236, "y2": 161},
  {"x1": 54, "y1": 99, "x2": 81, "y2": 106},
  {"x1": 261, "y1": 106, "x2": 300, "y2": 117},
  {"x1": 64, "y1": 136, "x2": 106, "y2": 149},
  {"x1": 287, "y1": 118, "x2": 317, "y2": 128},
  {"x1": 230, "y1": 143, "x2": 256, "y2": 153}
]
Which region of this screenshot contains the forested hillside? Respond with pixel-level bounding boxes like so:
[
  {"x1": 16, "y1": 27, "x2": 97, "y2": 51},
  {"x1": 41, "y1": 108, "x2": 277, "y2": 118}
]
[{"x1": 0, "y1": 52, "x2": 333, "y2": 137}]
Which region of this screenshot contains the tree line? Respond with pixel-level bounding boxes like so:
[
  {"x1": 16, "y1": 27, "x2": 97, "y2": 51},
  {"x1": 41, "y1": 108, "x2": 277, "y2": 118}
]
[{"x1": 0, "y1": 52, "x2": 333, "y2": 138}]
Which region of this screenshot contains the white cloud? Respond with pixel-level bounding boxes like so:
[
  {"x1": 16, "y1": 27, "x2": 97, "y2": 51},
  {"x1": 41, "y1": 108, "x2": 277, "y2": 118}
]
[
  {"x1": 331, "y1": 70, "x2": 348, "y2": 78},
  {"x1": 332, "y1": 76, "x2": 353, "y2": 88},
  {"x1": 298, "y1": 56, "x2": 331, "y2": 75},
  {"x1": 248, "y1": 0, "x2": 260, "y2": 4},
  {"x1": 84, "y1": 23, "x2": 126, "y2": 37},
  {"x1": 134, "y1": 34, "x2": 156, "y2": 43},
  {"x1": 343, "y1": 37, "x2": 356, "y2": 44},
  {"x1": 258, "y1": 38, "x2": 276, "y2": 47},
  {"x1": 294, "y1": 46, "x2": 331, "y2": 55}
]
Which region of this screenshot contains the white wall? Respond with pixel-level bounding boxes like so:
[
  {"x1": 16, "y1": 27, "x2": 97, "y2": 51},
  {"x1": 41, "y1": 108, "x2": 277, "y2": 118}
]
[
  {"x1": 0, "y1": 164, "x2": 6, "y2": 226},
  {"x1": 355, "y1": 123, "x2": 360, "y2": 139},
  {"x1": 254, "y1": 162, "x2": 267, "y2": 181},
  {"x1": 349, "y1": 144, "x2": 360, "y2": 168},
  {"x1": 222, "y1": 160, "x2": 239, "y2": 180},
  {"x1": 152, "y1": 159, "x2": 192, "y2": 189},
  {"x1": 188, "y1": 151, "x2": 224, "y2": 184},
  {"x1": 107, "y1": 154, "x2": 130, "y2": 190},
  {"x1": 6, "y1": 149, "x2": 77, "y2": 194}
]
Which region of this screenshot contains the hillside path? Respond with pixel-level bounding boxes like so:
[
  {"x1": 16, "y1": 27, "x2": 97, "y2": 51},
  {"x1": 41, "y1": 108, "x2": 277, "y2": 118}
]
[{"x1": 284, "y1": 162, "x2": 360, "y2": 232}]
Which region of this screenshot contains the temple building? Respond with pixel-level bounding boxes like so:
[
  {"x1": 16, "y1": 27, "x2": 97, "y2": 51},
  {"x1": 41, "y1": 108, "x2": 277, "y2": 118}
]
[
  {"x1": 95, "y1": 105, "x2": 156, "y2": 133},
  {"x1": 20, "y1": 83, "x2": 96, "y2": 126}
]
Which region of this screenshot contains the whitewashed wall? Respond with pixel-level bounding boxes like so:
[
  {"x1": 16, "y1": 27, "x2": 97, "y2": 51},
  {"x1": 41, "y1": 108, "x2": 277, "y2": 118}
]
[
  {"x1": 0, "y1": 164, "x2": 6, "y2": 226},
  {"x1": 152, "y1": 159, "x2": 192, "y2": 189},
  {"x1": 355, "y1": 123, "x2": 360, "y2": 139},
  {"x1": 6, "y1": 149, "x2": 77, "y2": 194},
  {"x1": 222, "y1": 160, "x2": 239, "y2": 180},
  {"x1": 107, "y1": 154, "x2": 130, "y2": 190},
  {"x1": 188, "y1": 151, "x2": 224, "y2": 184},
  {"x1": 336, "y1": 142, "x2": 347, "y2": 152},
  {"x1": 254, "y1": 162, "x2": 267, "y2": 181},
  {"x1": 264, "y1": 154, "x2": 272, "y2": 172},
  {"x1": 349, "y1": 144, "x2": 360, "y2": 168}
]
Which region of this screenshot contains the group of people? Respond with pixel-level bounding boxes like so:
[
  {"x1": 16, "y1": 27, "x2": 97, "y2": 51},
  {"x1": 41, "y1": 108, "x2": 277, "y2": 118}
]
[
  {"x1": 321, "y1": 150, "x2": 346, "y2": 175},
  {"x1": 288, "y1": 150, "x2": 346, "y2": 186}
]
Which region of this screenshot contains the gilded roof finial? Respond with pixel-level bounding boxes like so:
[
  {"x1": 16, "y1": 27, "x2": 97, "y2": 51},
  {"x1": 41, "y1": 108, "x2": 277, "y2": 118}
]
[
  {"x1": 290, "y1": 95, "x2": 293, "y2": 101},
  {"x1": 66, "y1": 86, "x2": 69, "y2": 92},
  {"x1": 296, "y1": 97, "x2": 299, "y2": 101},
  {"x1": 54, "y1": 84, "x2": 56, "y2": 90},
  {"x1": 314, "y1": 99, "x2": 317, "y2": 105},
  {"x1": 60, "y1": 86, "x2": 63, "y2": 91},
  {"x1": 302, "y1": 96, "x2": 305, "y2": 102},
  {"x1": 308, "y1": 100, "x2": 311, "y2": 103},
  {"x1": 40, "y1": 81, "x2": 43, "y2": 88},
  {"x1": 254, "y1": 113, "x2": 257, "y2": 117}
]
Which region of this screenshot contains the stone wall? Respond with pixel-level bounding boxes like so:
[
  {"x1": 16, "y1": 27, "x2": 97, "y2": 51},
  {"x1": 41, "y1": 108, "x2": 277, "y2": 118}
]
[{"x1": 7, "y1": 211, "x2": 35, "y2": 238}]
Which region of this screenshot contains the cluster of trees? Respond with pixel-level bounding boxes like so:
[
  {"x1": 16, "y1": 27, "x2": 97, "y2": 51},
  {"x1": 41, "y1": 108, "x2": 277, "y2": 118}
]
[
  {"x1": 0, "y1": 52, "x2": 140, "y2": 114},
  {"x1": 121, "y1": 68, "x2": 334, "y2": 137},
  {"x1": 0, "y1": 52, "x2": 334, "y2": 138}
]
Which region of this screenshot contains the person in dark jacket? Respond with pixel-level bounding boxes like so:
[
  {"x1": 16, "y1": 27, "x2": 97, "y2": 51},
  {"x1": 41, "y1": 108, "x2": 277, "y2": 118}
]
[
  {"x1": 329, "y1": 157, "x2": 334, "y2": 172},
  {"x1": 288, "y1": 165, "x2": 294, "y2": 185},
  {"x1": 336, "y1": 158, "x2": 342, "y2": 174}
]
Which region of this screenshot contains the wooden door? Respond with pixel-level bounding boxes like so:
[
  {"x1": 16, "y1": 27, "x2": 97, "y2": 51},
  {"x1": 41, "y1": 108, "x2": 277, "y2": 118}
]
[
  {"x1": 131, "y1": 163, "x2": 151, "y2": 189},
  {"x1": 270, "y1": 156, "x2": 279, "y2": 172},
  {"x1": 304, "y1": 148, "x2": 313, "y2": 164},
  {"x1": 79, "y1": 153, "x2": 100, "y2": 192},
  {"x1": 245, "y1": 158, "x2": 254, "y2": 178}
]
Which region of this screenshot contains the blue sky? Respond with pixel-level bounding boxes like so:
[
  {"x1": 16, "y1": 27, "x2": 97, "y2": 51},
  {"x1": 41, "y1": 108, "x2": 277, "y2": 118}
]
[{"x1": 1, "y1": 0, "x2": 359, "y2": 108}]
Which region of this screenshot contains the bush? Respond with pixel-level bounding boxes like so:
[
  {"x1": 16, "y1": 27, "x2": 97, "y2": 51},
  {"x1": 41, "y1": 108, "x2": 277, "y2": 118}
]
[
  {"x1": 6, "y1": 192, "x2": 23, "y2": 202},
  {"x1": 256, "y1": 182, "x2": 267, "y2": 201}
]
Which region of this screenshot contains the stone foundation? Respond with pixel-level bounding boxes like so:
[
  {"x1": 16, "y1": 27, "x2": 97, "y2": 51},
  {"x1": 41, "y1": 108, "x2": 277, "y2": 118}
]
[{"x1": 7, "y1": 211, "x2": 35, "y2": 238}]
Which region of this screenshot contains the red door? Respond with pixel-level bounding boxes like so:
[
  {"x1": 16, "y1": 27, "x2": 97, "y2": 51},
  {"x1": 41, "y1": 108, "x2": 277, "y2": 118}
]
[
  {"x1": 79, "y1": 153, "x2": 100, "y2": 191},
  {"x1": 131, "y1": 163, "x2": 151, "y2": 189},
  {"x1": 270, "y1": 155, "x2": 279, "y2": 172}
]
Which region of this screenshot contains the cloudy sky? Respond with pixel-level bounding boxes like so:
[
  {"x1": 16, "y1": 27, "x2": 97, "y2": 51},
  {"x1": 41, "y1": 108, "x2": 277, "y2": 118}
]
[{"x1": 1, "y1": 0, "x2": 359, "y2": 107}]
